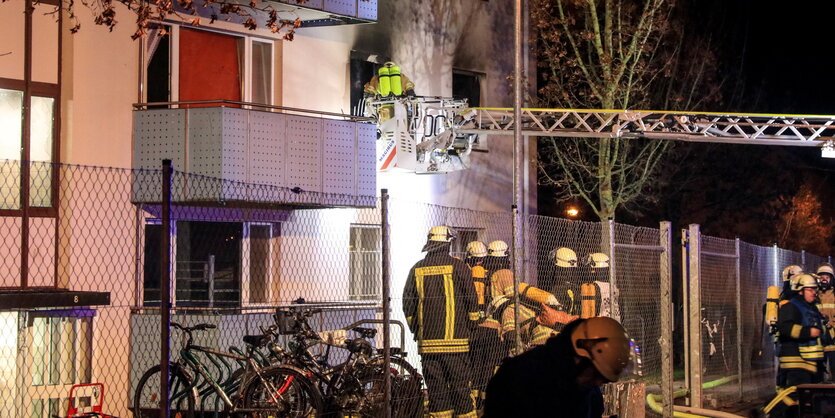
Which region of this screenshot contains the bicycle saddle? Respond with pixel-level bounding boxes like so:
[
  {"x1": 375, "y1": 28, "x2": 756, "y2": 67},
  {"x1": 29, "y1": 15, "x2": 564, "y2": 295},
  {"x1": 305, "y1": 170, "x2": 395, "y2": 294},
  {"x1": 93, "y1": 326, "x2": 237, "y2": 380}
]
[
  {"x1": 243, "y1": 334, "x2": 271, "y2": 347},
  {"x1": 352, "y1": 327, "x2": 377, "y2": 339}
]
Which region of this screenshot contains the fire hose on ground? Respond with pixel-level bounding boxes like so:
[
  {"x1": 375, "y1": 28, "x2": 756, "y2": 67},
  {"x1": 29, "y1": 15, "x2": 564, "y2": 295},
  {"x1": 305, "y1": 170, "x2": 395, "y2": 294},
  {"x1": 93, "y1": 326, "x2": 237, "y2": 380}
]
[{"x1": 646, "y1": 375, "x2": 746, "y2": 418}]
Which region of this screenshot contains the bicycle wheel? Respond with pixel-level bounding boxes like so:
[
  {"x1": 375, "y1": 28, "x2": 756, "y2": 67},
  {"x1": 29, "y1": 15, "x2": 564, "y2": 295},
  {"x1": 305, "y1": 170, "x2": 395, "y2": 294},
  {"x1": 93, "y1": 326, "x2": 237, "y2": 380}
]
[
  {"x1": 241, "y1": 365, "x2": 324, "y2": 418},
  {"x1": 357, "y1": 357, "x2": 423, "y2": 418},
  {"x1": 133, "y1": 364, "x2": 197, "y2": 418}
]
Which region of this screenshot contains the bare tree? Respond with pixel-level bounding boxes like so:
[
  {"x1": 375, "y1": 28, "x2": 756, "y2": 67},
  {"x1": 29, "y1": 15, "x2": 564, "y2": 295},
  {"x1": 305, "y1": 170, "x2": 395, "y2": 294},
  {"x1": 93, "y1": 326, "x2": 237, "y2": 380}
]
[
  {"x1": 41, "y1": 0, "x2": 314, "y2": 39},
  {"x1": 533, "y1": 0, "x2": 723, "y2": 220}
]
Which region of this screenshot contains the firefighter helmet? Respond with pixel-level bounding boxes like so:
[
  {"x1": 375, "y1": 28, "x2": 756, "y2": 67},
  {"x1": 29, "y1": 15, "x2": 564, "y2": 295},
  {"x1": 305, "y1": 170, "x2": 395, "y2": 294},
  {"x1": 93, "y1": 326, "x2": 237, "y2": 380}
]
[
  {"x1": 586, "y1": 252, "x2": 610, "y2": 268},
  {"x1": 571, "y1": 317, "x2": 631, "y2": 382},
  {"x1": 487, "y1": 240, "x2": 509, "y2": 257},
  {"x1": 791, "y1": 273, "x2": 819, "y2": 291},
  {"x1": 466, "y1": 241, "x2": 488, "y2": 258},
  {"x1": 426, "y1": 225, "x2": 455, "y2": 243},
  {"x1": 553, "y1": 247, "x2": 578, "y2": 268},
  {"x1": 817, "y1": 263, "x2": 834, "y2": 278},
  {"x1": 782, "y1": 265, "x2": 803, "y2": 282}
]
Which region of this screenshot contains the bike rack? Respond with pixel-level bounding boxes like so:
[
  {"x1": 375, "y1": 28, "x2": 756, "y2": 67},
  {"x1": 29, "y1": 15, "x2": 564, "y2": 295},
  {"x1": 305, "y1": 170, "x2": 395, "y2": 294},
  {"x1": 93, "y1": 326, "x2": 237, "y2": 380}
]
[{"x1": 341, "y1": 319, "x2": 407, "y2": 355}]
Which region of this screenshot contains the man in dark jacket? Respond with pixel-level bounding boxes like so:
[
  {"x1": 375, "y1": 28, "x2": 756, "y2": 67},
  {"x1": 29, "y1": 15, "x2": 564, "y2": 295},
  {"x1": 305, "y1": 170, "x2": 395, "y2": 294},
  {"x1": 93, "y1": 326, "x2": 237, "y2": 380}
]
[
  {"x1": 483, "y1": 317, "x2": 631, "y2": 418},
  {"x1": 773, "y1": 273, "x2": 824, "y2": 415},
  {"x1": 403, "y1": 226, "x2": 479, "y2": 418}
]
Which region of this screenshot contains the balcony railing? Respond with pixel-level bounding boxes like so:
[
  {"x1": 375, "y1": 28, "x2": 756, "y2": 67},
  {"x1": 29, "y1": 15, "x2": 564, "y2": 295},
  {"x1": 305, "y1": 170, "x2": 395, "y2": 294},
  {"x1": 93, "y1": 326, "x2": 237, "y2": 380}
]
[{"x1": 132, "y1": 101, "x2": 377, "y2": 209}]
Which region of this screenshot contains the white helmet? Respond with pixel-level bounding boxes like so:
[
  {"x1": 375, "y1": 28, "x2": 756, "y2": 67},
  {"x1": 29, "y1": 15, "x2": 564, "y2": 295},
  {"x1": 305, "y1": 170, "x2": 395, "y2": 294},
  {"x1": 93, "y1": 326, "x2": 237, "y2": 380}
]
[
  {"x1": 791, "y1": 273, "x2": 819, "y2": 291},
  {"x1": 817, "y1": 263, "x2": 834, "y2": 277},
  {"x1": 782, "y1": 265, "x2": 803, "y2": 283},
  {"x1": 487, "y1": 240, "x2": 509, "y2": 257},
  {"x1": 426, "y1": 225, "x2": 455, "y2": 242},
  {"x1": 466, "y1": 241, "x2": 488, "y2": 258},
  {"x1": 587, "y1": 252, "x2": 610, "y2": 268},
  {"x1": 553, "y1": 247, "x2": 578, "y2": 268}
]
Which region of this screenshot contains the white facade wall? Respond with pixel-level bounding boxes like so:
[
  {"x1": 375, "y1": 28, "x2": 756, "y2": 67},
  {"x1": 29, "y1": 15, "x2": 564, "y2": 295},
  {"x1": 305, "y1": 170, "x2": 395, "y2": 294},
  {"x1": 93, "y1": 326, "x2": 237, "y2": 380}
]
[{"x1": 0, "y1": 0, "x2": 535, "y2": 413}]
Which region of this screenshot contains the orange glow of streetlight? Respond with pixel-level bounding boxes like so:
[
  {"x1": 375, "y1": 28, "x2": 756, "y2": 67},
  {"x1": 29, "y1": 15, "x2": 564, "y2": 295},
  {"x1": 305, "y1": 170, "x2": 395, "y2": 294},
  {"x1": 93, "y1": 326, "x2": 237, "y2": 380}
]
[{"x1": 566, "y1": 207, "x2": 579, "y2": 218}]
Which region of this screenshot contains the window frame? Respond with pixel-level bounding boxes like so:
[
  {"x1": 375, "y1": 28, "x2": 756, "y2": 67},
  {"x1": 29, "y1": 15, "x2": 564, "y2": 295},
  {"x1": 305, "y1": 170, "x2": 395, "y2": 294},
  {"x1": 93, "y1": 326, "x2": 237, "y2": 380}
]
[
  {"x1": 348, "y1": 223, "x2": 382, "y2": 301},
  {"x1": 141, "y1": 25, "x2": 276, "y2": 107}
]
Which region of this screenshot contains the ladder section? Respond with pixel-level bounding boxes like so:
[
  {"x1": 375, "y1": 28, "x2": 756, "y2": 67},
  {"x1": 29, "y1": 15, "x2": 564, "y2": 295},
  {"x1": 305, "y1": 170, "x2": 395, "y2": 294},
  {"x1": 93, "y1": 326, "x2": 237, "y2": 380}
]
[{"x1": 462, "y1": 108, "x2": 835, "y2": 147}]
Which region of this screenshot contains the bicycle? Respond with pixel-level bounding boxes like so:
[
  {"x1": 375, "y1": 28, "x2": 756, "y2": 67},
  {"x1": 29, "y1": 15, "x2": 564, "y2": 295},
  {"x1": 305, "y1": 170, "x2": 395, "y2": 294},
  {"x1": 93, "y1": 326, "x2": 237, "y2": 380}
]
[
  {"x1": 132, "y1": 321, "x2": 324, "y2": 417},
  {"x1": 271, "y1": 306, "x2": 423, "y2": 417}
]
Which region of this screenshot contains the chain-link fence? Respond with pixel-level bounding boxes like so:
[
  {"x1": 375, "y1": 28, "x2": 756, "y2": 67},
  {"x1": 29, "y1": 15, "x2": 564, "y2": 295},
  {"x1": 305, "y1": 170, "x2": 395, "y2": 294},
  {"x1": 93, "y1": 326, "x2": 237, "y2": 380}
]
[
  {"x1": 683, "y1": 225, "x2": 830, "y2": 412},
  {"x1": 4, "y1": 160, "x2": 830, "y2": 416}
]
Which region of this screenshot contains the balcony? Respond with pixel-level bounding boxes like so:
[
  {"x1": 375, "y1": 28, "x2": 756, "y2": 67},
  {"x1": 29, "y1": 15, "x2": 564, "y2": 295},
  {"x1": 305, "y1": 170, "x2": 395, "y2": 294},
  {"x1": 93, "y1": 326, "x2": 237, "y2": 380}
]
[
  {"x1": 275, "y1": 0, "x2": 378, "y2": 26},
  {"x1": 132, "y1": 102, "x2": 377, "y2": 209}
]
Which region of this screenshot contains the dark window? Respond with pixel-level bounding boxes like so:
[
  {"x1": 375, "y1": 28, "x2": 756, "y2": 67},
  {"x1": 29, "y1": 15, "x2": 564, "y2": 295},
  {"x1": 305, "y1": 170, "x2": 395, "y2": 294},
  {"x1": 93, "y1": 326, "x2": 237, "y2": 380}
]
[
  {"x1": 146, "y1": 27, "x2": 170, "y2": 104},
  {"x1": 453, "y1": 70, "x2": 483, "y2": 107},
  {"x1": 452, "y1": 228, "x2": 480, "y2": 259},
  {"x1": 350, "y1": 56, "x2": 377, "y2": 116}
]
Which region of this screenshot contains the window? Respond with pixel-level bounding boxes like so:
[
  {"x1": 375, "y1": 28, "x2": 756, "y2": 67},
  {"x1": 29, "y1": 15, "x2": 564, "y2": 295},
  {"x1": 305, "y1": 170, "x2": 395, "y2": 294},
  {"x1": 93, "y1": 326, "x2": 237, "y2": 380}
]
[
  {"x1": 349, "y1": 224, "x2": 381, "y2": 301},
  {"x1": 25, "y1": 311, "x2": 93, "y2": 418},
  {"x1": 451, "y1": 227, "x2": 480, "y2": 259},
  {"x1": 143, "y1": 220, "x2": 278, "y2": 308},
  {"x1": 349, "y1": 55, "x2": 377, "y2": 116},
  {"x1": 0, "y1": 0, "x2": 61, "y2": 214},
  {"x1": 143, "y1": 26, "x2": 275, "y2": 107},
  {"x1": 452, "y1": 69, "x2": 483, "y2": 107}
]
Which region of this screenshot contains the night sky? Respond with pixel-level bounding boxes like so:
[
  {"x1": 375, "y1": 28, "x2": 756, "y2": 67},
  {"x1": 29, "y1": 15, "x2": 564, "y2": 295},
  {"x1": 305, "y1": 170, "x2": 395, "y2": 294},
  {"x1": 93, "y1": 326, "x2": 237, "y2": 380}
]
[{"x1": 538, "y1": 0, "x2": 835, "y2": 254}]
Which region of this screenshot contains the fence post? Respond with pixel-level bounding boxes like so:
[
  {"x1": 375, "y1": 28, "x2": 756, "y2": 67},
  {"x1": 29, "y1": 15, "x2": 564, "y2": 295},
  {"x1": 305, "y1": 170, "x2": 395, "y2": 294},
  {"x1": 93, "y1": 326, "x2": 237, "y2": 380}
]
[
  {"x1": 735, "y1": 238, "x2": 743, "y2": 401},
  {"x1": 659, "y1": 222, "x2": 674, "y2": 418},
  {"x1": 682, "y1": 229, "x2": 690, "y2": 407},
  {"x1": 802, "y1": 249, "x2": 806, "y2": 270},
  {"x1": 607, "y1": 220, "x2": 618, "y2": 319},
  {"x1": 687, "y1": 224, "x2": 703, "y2": 408},
  {"x1": 160, "y1": 159, "x2": 172, "y2": 418},
  {"x1": 772, "y1": 244, "x2": 779, "y2": 287},
  {"x1": 381, "y1": 189, "x2": 392, "y2": 418}
]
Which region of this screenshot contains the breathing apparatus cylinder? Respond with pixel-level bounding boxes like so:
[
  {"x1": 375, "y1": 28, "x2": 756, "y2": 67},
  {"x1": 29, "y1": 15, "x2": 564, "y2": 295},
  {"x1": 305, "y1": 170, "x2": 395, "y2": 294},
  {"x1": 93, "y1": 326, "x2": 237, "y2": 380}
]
[
  {"x1": 378, "y1": 66, "x2": 391, "y2": 96},
  {"x1": 766, "y1": 285, "x2": 780, "y2": 334},
  {"x1": 581, "y1": 283, "x2": 597, "y2": 318},
  {"x1": 389, "y1": 64, "x2": 403, "y2": 96}
]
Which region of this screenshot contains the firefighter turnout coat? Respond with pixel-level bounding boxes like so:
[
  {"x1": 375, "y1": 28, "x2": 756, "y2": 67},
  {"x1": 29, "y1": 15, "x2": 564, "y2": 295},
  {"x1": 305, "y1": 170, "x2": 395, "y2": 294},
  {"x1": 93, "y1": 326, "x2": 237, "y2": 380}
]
[
  {"x1": 817, "y1": 289, "x2": 835, "y2": 353},
  {"x1": 777, "y1": 295, "x2": 825, "y2": 373},
  {"x1": 403, "y1": 250, "x2": 479, "y2": 354}
]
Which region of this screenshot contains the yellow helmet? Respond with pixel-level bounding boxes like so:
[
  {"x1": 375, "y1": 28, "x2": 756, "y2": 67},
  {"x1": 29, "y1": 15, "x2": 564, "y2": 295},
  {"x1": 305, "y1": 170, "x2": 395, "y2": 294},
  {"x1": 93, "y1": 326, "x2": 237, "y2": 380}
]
[
  {"x1": 791, "y1": 273, "x2": 819, "y2": 291},
  {"x1": 426, "y1": 225, "x2": 455, "y2": 243},
  {"x1": 553, "y1": 247, "x2": 578, "y2": 268},
  {"x1": 586, "y1": 252, "x2": 610, "y2": 268},
  {"x1": 466, "y1": 241, "x2": 488, "y2": 258},
  {"x1": 571, "y1": 317, "x2": 631, "y2": 382},
  {"x1": 817, "y1": 263, "x2": 834, "y2": 277},
  {"x1": 487, "y1": 240, "x2": 509, "y2": 257},
  {"x1": 782, "y1": 265, "x2": 803, "y2": 282}
]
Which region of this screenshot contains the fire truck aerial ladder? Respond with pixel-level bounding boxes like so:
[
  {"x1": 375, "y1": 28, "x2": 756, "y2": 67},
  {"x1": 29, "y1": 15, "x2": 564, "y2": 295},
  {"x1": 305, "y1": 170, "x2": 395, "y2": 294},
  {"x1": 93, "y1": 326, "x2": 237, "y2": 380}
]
[{"x1": 364, "y1": 96, "x2": 835, "y2": 174}]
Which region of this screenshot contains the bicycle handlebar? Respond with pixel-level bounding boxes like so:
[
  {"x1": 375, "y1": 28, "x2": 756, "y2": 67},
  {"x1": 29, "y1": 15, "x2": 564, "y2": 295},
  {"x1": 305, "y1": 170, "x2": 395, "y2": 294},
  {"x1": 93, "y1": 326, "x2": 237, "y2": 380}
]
[{"x1": 171, "y1": 321, "x2": 217, "y2": 333}]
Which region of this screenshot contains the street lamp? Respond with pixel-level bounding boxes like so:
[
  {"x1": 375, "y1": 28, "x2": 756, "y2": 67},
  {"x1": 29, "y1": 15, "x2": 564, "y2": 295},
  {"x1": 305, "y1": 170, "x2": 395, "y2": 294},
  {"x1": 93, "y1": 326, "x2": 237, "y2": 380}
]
[{"x1": 566, "y1": 206, "x2": 580, "y2": 218}]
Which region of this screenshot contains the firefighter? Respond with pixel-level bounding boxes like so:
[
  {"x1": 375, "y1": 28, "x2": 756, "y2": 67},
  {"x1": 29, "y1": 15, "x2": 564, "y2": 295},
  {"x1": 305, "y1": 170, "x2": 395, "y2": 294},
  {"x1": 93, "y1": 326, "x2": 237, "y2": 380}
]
[
  {"x1": 484, "y1": 243, "x2": 576, "y2": 354},
  {"x1": 483, "y1": 317, "x2": 632, "y2": 417},
  {"x1": 464, "y1": 241, "x2": 502, "y2": 409},
  {"x1": 545, "y1": 247, "x2": 580, "y2": 315},
  {"x1": 780, "y1": 265, "x2": 804, "y2": 302},
  {"x1": 580, "y1": 252, "x2": 621, "y2": 320},
  {"x1": 403, "y1": 226, "x2": 478, "y2": 418},
  {"x1": 816, "y1": 263, "x2": 835, "y2": 381},
  {"x1": 363, "y1": 61, "x2": 416, "y2": 98},
  {"x1": 774, "y1": 273, "x2": 824, "y2": 413}
]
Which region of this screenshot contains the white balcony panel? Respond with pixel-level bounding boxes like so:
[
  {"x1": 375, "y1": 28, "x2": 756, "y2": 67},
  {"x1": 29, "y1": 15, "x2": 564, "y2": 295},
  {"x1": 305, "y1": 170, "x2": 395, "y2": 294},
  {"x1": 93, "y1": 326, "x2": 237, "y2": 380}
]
[
  {"x1": 133, "y1": 107, "x2": 375, "y2": 207},
  {"x1": 324, "y1": 0, "x2": 356, "y2": 17},
  {"x1": 322, "y1": 120, "x2": 357, "y2": 196},
  {"x1": 249, "y1": 111, "x2": 287, "y2": 191},
  {"x1": 357, "y1": 122, "x2": 377, "y2": 198},
  {"x1": 357, "y1": 0, "x2": 377, "y2": 20},
  {"x1": 286, "y1": 115, "x2": 323, "y2": 195}
]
